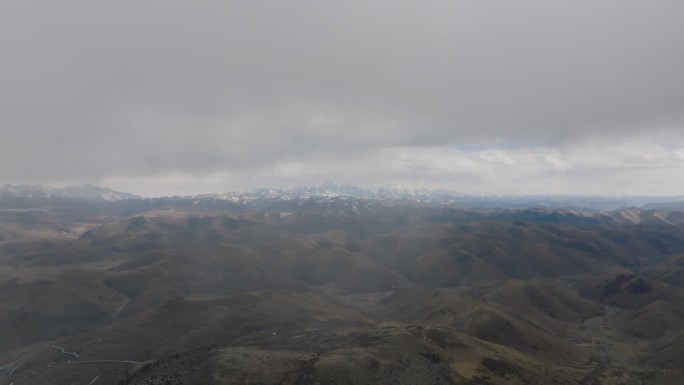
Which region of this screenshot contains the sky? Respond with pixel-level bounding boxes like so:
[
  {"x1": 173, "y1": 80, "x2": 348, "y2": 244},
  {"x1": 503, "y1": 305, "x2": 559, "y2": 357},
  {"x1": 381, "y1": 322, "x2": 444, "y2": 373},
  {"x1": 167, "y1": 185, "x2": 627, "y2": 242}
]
[{"x1": 1, "y1": 1, "x2": 683, "y2": 197}]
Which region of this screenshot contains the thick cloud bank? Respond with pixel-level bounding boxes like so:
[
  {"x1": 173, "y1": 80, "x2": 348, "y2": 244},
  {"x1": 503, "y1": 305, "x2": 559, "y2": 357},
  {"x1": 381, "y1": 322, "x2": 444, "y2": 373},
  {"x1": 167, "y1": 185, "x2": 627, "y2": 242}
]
[{"x1": 1, "y1": 1, "x2": 683, "y2": 195}]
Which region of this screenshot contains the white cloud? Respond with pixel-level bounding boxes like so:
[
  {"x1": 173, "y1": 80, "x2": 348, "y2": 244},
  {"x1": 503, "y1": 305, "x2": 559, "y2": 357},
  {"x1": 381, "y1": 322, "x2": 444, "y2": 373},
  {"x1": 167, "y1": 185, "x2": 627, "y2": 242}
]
[{"x1": 94, "y1": 139, "x2": 684, "y2": 197}]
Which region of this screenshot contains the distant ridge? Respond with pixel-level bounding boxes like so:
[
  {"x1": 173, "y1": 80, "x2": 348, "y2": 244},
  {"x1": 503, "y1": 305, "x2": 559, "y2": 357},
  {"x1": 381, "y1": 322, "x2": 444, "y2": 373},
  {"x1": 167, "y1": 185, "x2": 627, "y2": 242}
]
[
  {"x1": 1, "y1": 181, "x2": 684, "y2": 213},
  {"x1": 252, "y1": 181, "x2": 467, "y2": 200},
  {"x1": 0, "y1": 183, "x2": 139, "y2": 201},
  {"x1": 641, "y1": 201, "x2": 684, "y2": 211}
]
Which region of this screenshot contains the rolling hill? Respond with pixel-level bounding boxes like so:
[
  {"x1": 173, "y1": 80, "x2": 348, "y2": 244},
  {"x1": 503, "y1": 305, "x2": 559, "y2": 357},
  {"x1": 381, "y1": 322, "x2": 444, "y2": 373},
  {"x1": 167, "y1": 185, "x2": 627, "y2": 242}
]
[{"x1": 2, "y1": 197, "x2": 684, "y2": 384}]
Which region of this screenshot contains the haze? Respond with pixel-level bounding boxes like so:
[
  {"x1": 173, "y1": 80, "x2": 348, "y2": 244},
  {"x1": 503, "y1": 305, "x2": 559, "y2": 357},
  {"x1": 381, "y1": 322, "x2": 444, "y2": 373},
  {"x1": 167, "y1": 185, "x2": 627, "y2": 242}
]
[{"x1": 1, "y1": 1, "x2": 683, "y2": 197}]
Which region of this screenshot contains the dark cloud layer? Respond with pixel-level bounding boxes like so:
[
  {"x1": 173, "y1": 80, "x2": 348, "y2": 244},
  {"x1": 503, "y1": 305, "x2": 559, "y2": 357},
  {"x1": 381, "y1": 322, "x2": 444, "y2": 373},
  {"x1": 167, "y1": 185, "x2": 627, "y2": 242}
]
[{"x1": 1, "y1": 1, "x2": 683, "y2": 194}]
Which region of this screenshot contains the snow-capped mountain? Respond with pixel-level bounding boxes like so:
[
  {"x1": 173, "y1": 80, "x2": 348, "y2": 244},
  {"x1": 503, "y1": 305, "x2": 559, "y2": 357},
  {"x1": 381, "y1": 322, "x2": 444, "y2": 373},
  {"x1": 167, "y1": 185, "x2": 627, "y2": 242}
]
[{"x1": 1, "y1": 182, "x2": 683, "y2": 212}]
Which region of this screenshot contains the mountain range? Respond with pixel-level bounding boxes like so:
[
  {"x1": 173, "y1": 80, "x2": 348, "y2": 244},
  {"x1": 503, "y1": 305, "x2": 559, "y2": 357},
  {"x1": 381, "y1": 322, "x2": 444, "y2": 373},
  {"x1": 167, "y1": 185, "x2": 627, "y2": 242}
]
[{"x1": 2, "y1": 182, "x2": 684, "y2": 211}]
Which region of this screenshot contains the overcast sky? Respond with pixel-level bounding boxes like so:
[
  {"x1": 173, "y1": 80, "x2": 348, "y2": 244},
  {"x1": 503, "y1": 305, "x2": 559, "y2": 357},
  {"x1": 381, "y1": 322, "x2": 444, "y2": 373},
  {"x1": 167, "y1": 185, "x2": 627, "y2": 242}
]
[{"x1": 1, "y1": 1, "x2": 683, "y2": 196}]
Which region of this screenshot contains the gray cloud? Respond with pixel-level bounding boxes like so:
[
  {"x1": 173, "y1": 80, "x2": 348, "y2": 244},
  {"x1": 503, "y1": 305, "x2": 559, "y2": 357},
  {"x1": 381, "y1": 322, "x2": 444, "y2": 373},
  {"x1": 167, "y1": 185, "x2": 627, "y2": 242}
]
[{"x1": 1, "y1": 1, "x2": 683, "y2": 194}]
